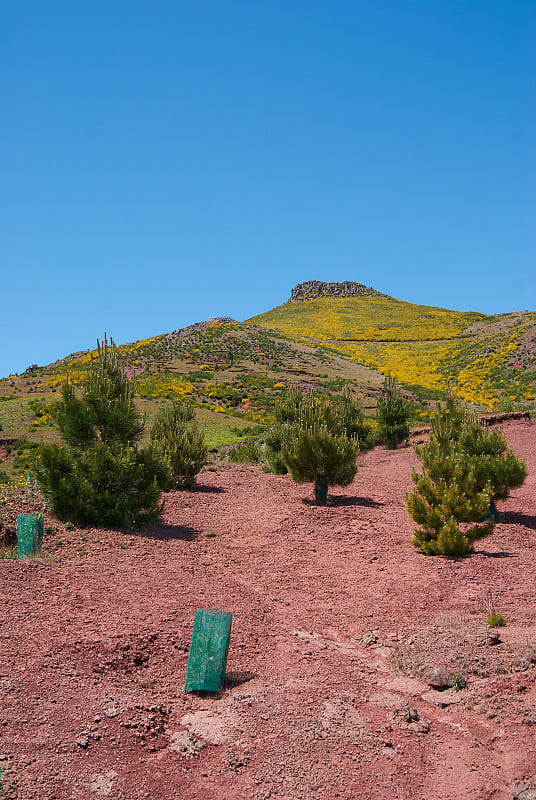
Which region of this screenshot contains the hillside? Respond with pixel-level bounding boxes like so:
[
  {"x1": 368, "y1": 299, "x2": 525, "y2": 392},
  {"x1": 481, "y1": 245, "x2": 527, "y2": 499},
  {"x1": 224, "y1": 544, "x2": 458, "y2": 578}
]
[
  {"x1": 249, "y1": 282, "x2": 536, "y2": 408},
  {"x1": 1, "y1": 281, "x2": 535, "y2": 479},
  {"x1": 0, "y1": 318, "x2": 386, "y2": 478}
]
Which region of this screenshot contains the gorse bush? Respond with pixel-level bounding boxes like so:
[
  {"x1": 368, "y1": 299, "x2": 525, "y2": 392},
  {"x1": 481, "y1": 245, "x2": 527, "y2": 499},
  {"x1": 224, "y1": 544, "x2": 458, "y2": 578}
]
[
  {"x1": 150, "y1": 399, "x2": 207, "y2": 488},
  {"x1": 36, "y1": 336, "x2": 168, "y2": 528},
  {"x1": 406, "y1": 390, "x2": 527, "y2": 556},
  {"x1": 5, "y1": 439, "x2": 40, "y2": 475}
]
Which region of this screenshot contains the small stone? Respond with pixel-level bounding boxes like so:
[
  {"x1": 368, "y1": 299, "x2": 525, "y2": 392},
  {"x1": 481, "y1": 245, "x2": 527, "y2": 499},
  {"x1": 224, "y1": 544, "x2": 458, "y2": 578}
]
[
  {"x1": 76, "y1": 735, "x2": 90, "y2": 749},
  {"x1": 394, "y1": 705, "x2": 420, "y2": 723},
  {"x1": 421, "y1": 689, "x2": 461, "y2": 707},
  {"x1": 408, "y1": 720, "x2": 430, "y2": 734},
  {"x1": 419, "y1": 665, "x2": 451, "y2": 691}
]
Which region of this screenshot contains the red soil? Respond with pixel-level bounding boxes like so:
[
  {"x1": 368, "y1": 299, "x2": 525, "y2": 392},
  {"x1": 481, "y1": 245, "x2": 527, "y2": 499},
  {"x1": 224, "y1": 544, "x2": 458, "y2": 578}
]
[{"x1": 1, "y1": 421, "x2": 536, "y2": 800}]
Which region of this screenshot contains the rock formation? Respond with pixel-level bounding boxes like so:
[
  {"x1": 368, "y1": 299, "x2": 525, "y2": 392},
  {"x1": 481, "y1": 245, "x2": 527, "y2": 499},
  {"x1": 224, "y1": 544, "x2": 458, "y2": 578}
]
[{"x1": 288, "y1": 280, "x2": 384, "y2": 302}]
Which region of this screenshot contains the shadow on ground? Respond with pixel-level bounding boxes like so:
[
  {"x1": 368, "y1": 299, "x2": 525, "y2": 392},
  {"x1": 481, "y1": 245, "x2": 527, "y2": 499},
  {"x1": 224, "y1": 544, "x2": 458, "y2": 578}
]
[
  {"x1": 327, "y1": 495, "x2": 384, "y2": 508},
  {"x1": 225, "y1": 670, "x2": 257, "y2": 689},
  {"x1": 501, "y1": 511, "x2": 536, "y2": 530},
  {"x1": 138, "y1": 522, "x2": 200, "y2": 541},
  {"x1": 188, "y1": 484, "x2": 225, "y2": 494}
]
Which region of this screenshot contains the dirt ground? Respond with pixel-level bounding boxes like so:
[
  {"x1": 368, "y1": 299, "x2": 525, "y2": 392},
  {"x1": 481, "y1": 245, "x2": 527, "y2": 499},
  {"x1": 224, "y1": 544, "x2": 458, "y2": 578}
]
[{"x1": 1, "y1": 420, "x2": 536, "y2": 800}]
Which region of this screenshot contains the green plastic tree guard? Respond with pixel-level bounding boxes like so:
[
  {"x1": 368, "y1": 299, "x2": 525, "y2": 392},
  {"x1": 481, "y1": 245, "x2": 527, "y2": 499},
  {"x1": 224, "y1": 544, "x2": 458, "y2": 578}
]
[
  {"x1": 17, "y1": 513, "x2": 44, "y2": 559},
  {"x1": 184, "y1": 609, "x2": 233, "y2": 692}
]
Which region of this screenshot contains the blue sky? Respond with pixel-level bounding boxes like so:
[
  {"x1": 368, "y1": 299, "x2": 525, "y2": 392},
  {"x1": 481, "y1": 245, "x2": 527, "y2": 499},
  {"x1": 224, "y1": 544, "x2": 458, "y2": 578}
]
[{"x1": 2, "y1": 1, "x2": 534, "y2": 377}]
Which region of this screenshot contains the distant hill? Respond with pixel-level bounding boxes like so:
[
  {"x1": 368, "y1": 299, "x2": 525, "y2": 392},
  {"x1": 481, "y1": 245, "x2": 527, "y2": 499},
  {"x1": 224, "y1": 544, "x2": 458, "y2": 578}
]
[
  {"x1": 0, "y1": 281, "x2": 534, "y2": 477},
  {"x1": 248, "y1": 282, "x2": 536, "y2": 409},
  {"x1": 0, "y1": 316, "x2": 385, "y2": 475}
]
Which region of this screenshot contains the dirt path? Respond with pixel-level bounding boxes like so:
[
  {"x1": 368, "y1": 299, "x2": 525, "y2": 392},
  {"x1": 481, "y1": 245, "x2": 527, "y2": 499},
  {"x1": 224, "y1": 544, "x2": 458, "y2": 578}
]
[{"x1": 1, "y1": 420, "x2": 535, "y2": 799}]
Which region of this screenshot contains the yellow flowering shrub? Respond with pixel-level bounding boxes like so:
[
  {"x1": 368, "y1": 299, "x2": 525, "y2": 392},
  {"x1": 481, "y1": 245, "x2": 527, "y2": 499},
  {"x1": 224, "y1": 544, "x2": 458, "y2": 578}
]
[
  {"x1": 135, "y1": 374, "x2": 194, "y2": 399},
  {"x1": 249, "y1": 296, "x2": 484, "y2": 342}
]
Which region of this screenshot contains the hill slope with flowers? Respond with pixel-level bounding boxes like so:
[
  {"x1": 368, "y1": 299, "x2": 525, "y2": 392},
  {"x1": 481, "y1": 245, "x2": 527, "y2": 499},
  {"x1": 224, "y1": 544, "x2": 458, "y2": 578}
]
[
  {"x1": 248, "y1": 284, "x2": 536, "y2": 409},
  {"x1": 1, "y1": 282, "x2": 535, "y2": 479},
  {"x1": 0, "y1": 318, "x2": 386, "y2": 478}
]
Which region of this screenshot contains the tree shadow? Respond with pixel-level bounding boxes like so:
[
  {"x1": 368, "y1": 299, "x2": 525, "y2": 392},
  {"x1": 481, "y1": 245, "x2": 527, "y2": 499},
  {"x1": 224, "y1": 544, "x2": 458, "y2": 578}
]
[
  {"x1": 477, "y1": 550, "x2": 515, "y2": 558},
  {"x1": 136, "y1": 522, "x2": 200, "y2": 541},
  {"x1": 501, "y1": 511, "x2": 536, "y2": 530},
  {"x1": 328, "y1": 495, "x2": 384, "y2": 508},
  {"x1": 302, "y1": 495, "x2": 383, "y2": 507},
  {"x1": 188, "y1": 484, "x2": 225, "y2": 494}
]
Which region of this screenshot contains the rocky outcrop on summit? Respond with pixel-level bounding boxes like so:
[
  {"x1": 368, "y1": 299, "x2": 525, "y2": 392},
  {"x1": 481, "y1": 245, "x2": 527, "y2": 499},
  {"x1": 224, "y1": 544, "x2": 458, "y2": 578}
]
[{"x1": 289, "y1": 280, "x2": 385, "y2": 302}]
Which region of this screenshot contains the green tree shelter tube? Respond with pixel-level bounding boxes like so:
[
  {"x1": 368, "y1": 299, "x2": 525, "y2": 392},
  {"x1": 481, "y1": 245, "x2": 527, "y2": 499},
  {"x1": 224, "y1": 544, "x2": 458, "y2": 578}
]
[
  {"x1": 184, "y1": 609, "x2": 233, "y2": 692},
  {"x1": 17, "y1": 513, "x2": 44, "y2": 559}
]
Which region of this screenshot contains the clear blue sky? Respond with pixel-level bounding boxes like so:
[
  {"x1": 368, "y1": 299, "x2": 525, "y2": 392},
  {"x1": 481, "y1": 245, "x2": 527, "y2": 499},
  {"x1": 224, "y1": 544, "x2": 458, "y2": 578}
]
[{"x1": 2, "y1": 1, "x2": 534, "y2": 377}]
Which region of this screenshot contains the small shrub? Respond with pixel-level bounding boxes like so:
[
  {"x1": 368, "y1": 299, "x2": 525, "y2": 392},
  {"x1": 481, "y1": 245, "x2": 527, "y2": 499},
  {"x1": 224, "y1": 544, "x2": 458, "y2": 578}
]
[
  {"x1": 263, "y1": 424, "x2": 289, "y2": 473},
  {"x1": 483, "y1": 587, "x2": 506, "y2": 628},
  {"x1": 227, "y1": 438, "x2": 263, "y2": 465},
  {"x1": 377, "y1": 374, "x2": 411, "y2": 449},
  {"x1": 450, "y1": 674, "x2": 467, "y2": 691},
  {"x1": 150, "y1": 399, "x2": 207, "y2": 489},
  {"x1": 9, "y1": 439, "x2": 40, "y2": 474},
  {"x1": 486, "y1": 612, "x2": 506, "y2": 628},
  {"x1": 282, "y1": 425, "x2": 359, "y2": 506},
  {"x1": 406, "y1": 390, "x2": 527, "y2": 557},
  {"x1": 264, "y1": 387, "x2": 373, "y2": 476}
]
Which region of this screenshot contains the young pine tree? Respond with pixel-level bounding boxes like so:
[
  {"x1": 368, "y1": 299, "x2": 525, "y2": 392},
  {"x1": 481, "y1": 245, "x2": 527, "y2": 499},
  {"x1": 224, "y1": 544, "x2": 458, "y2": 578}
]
[
  {"x1": 406, "y1": 412, "x2": 493, "y2": 556},
  {"x1": 457, "y1": 421, "x2": 527, "y2": 522},
  {"x1": 376, "y1": 375, "x2": 411, "y2": 449},
  {"x1": 150, "y1": 399, "x2": 207, "y2": 488},
  {"x1": 281, "y1": 424, "x2": 359, "y2": 505},
  {"x1": 36, "y1": 336, "x2": 168, "y2": 528},
  {"x1": 278, "y1": 392, "x2": 362, "y2": 505},
  {"x1": 265, "y1": 386, "x2": 374, "y2": 474},
  {"x1": 406, "y1": 393, "x2": 527, "y2": 556}
]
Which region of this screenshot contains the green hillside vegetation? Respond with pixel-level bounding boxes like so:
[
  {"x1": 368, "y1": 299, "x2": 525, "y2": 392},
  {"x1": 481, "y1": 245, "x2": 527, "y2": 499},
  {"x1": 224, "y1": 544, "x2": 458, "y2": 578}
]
[
  {"x1": 0, "y1": 320, "x2": 387, "y2": 479},
  {"x1": 1, "y1": 284, "x2": 535, "y2": 481}
]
